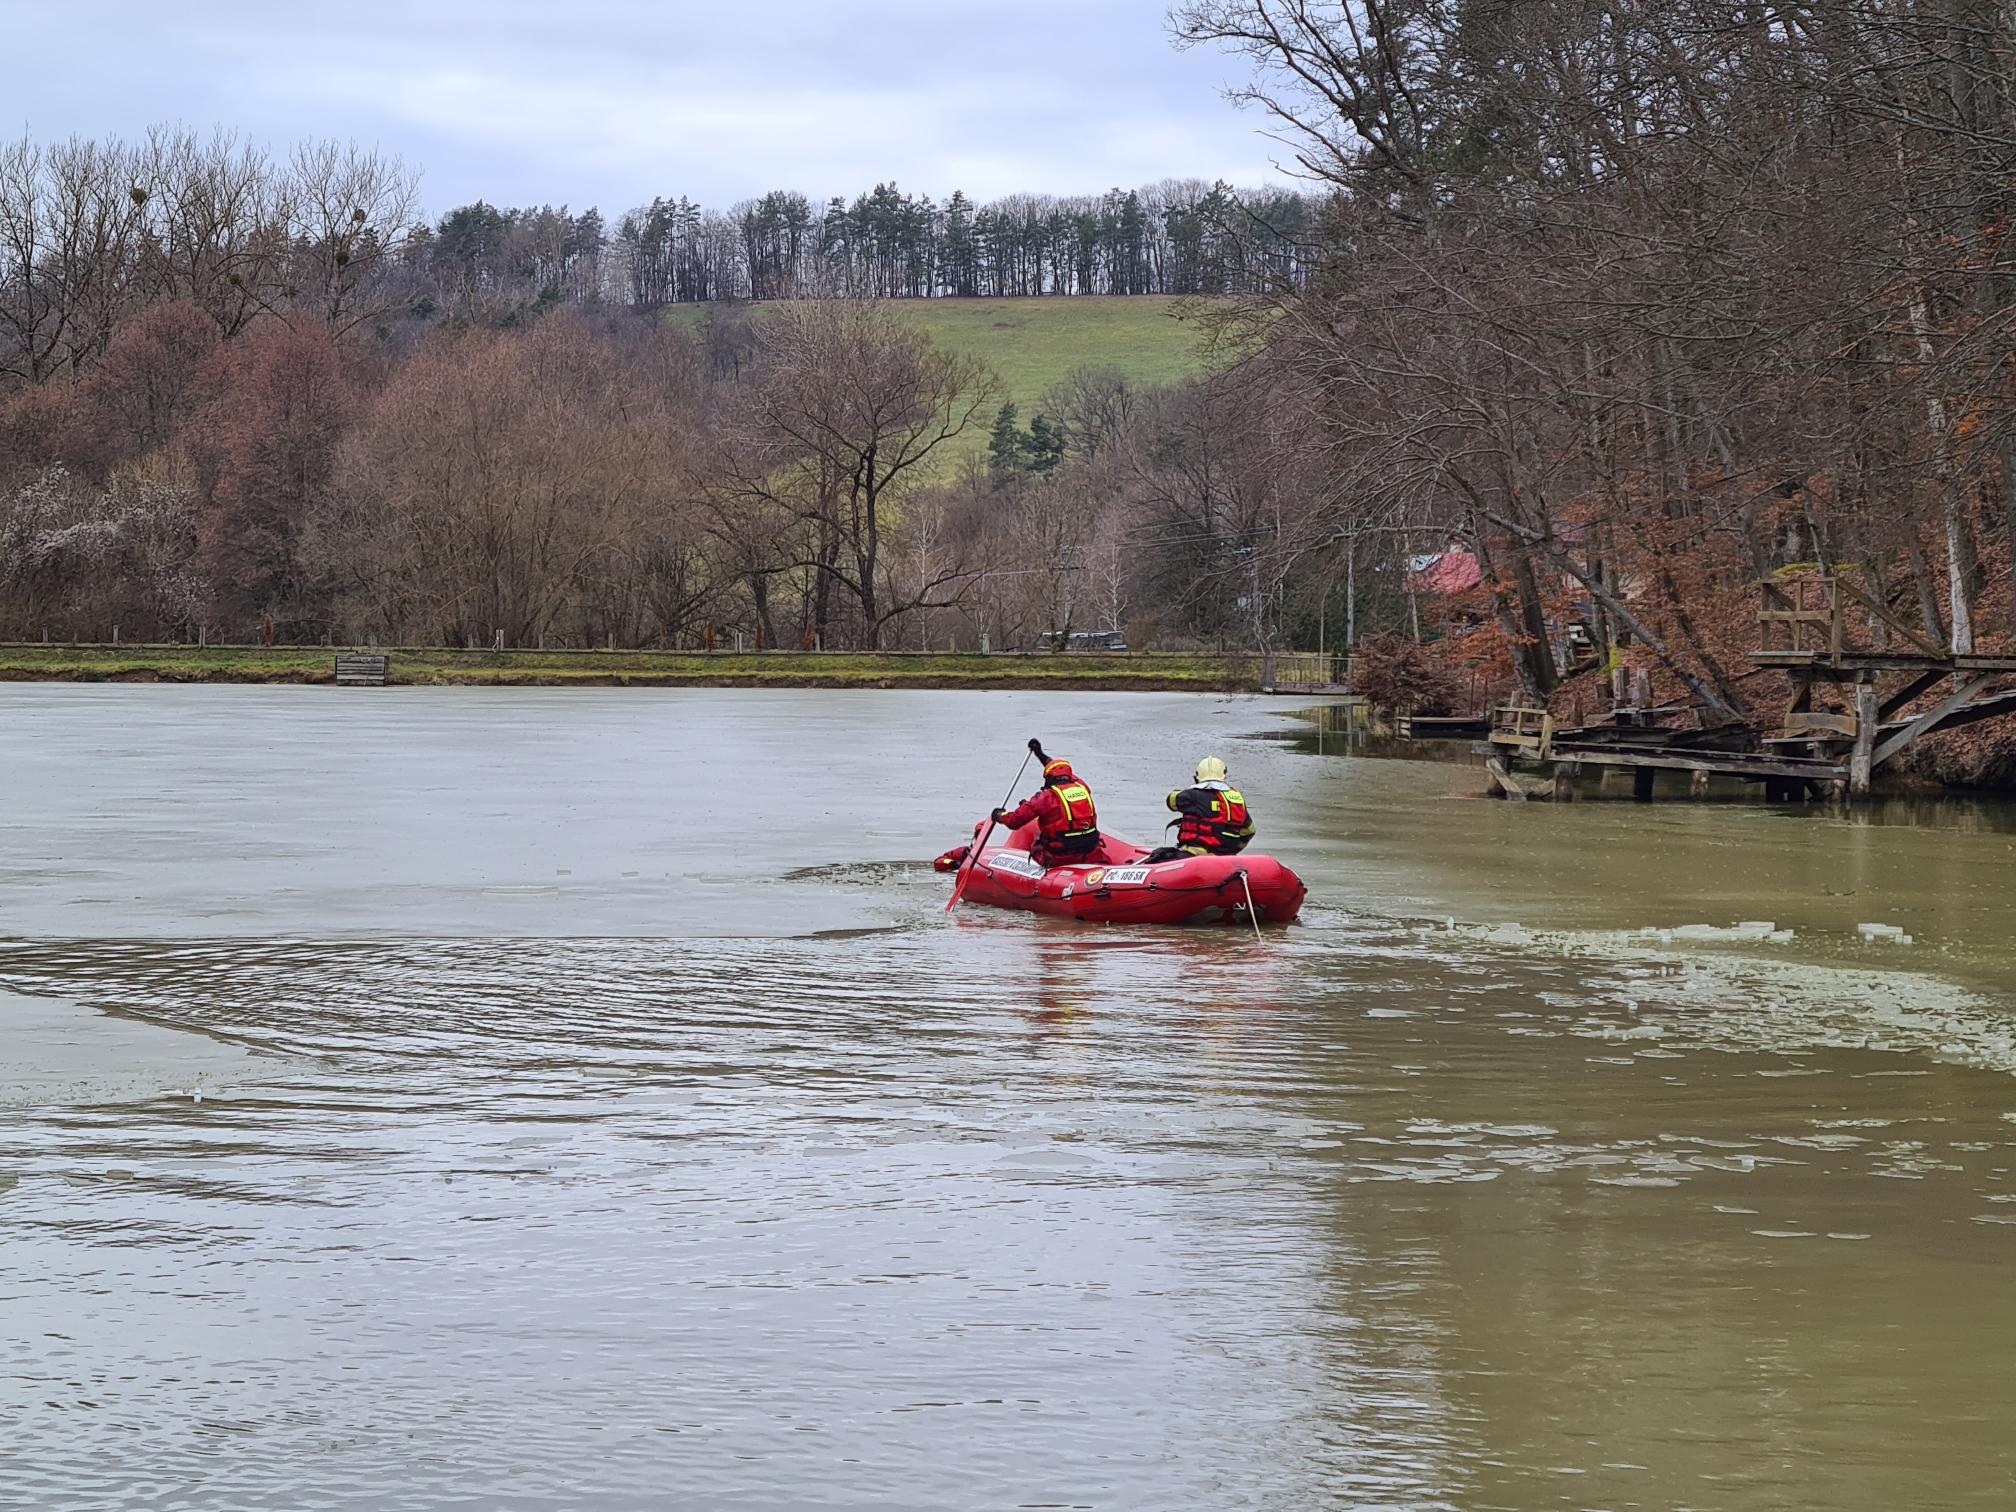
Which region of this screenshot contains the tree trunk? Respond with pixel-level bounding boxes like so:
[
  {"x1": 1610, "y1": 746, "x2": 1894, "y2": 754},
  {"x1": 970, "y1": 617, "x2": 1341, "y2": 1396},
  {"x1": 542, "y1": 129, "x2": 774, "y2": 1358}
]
[
  {"x1": 1507, "y1": 540, "x2": 1560, "y2": 696},
  {"x1": 1904, "y1": 536, "x2": 1947, "y2": 650},
  {"x1": 1469, "y1": 528, "x2": 1548, "y2": 701},
  {"x1": 812, "y1": 516, "x2": 837, "y2": 648},
  {"x1": 1907, "y1": 282, "x2": 1976, "y2": 654},
  {"x1": 749, "y1": 571, "x2": 777, "y2": 650},
  {"x1": 2002, "y1": 436, "x2": 2016, "y2": 617}
]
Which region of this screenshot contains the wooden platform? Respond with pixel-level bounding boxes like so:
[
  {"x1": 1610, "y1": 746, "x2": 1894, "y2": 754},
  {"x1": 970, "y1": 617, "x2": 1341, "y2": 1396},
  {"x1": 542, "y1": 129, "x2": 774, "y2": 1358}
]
[
  {"x1": 1463, "y1": 571, "x2": 2016, "y2": 803},
  {"x1": 1399, "y1": 714, "x2": 1489, "y2": 740},
  {"x1": 334, "y1": 653, "x2": 389, "y2": 686},
  {"x1": 1752, "y1": 650, "x2": 2016, "y2": 674}
]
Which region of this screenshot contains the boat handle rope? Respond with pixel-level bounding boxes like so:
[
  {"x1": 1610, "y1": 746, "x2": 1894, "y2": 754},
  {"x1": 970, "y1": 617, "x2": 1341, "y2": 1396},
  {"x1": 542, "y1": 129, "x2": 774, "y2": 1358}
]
[{"x1": 1236, "y1": 869, "x2": 1262, "y2": 941}]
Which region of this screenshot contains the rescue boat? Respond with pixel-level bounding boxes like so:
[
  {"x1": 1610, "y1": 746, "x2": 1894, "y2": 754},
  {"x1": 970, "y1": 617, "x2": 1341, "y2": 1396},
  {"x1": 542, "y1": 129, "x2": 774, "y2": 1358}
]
[{"x1": 934, "y1": 819, "x2": 1306, "y2": 927}]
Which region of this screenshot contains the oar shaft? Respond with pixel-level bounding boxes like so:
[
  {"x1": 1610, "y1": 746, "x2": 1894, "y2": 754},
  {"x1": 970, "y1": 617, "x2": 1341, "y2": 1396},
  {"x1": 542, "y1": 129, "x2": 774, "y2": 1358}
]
[{"x1": 946, "y1": 746, "x2": 1035, "y2": 913}]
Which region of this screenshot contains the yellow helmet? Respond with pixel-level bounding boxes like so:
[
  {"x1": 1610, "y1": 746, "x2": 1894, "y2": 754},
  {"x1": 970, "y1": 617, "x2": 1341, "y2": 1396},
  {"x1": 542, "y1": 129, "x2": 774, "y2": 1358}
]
[{"x1": 1195, "y1": 756, "x2": 1228, "y2": 783}]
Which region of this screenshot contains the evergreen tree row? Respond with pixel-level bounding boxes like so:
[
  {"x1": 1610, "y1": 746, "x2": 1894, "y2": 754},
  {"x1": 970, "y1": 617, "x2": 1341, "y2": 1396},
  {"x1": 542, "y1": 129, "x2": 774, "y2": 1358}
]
[{"x1": 412, "y1": 178, "x2": 1320, "y2": 312}]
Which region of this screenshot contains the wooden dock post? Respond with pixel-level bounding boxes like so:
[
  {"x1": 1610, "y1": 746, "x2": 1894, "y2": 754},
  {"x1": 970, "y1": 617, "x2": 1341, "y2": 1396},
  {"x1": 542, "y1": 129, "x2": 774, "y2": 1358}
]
[
  {"x1": 1485, "y1": 756, "x2": 1528, "y2": 801},
  {"x1": 1849, "y1": 680, "x2": 1878, "y2": 797},
  {"x1": 1551, "y1": 760, "x2": 1578, "y2": 802}
]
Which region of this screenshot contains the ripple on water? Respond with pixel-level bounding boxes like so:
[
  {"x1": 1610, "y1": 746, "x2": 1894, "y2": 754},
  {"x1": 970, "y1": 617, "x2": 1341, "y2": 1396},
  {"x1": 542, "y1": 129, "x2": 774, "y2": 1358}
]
[{"x1": 0, "y1": 920, "x2": 2013, "y2": 1510}]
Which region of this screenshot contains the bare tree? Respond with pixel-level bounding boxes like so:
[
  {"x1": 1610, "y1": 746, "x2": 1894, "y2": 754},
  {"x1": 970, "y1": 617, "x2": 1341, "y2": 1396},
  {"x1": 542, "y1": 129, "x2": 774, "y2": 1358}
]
[
  {"x1": 286, "y1": 141, "x2": 421, "y2": 334},
  {"x1": 1041, "y1": 365, "x2": 1137, "y2": 461},
  {"x1": 0, "y1": 135, "x2": 151, "y2": 383},
  {"x1": 145, "y1": 128, "x2": 294, "y2": 337},
  {"x1": 729, "y1": 300, "x2": 996, "y2": 648}
]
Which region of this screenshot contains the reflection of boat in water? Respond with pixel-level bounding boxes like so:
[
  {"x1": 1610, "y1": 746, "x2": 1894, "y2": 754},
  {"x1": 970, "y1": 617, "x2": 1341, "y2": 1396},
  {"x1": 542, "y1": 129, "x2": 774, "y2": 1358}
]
[{"x1": 935, "y1": 819, "x2": 1306, "y2": 927}]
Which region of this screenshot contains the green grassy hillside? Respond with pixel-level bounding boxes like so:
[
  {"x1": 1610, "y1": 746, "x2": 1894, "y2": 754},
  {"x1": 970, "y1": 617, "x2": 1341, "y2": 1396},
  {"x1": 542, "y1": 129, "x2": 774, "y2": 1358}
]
[
  {"x1": 896, "y1": 297, "x2": 1213, "y2": 418},
  {"x1": 672, "y1": 296, "x2": 1216, "y2": 443}
]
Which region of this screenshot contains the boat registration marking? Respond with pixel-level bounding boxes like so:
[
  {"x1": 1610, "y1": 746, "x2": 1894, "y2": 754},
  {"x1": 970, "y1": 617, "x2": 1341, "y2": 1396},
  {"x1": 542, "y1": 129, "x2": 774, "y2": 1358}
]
[
  {"x1": 1101, "y1": 867, "x2": 1151, "y2": 886},
  {"x1": 988, "y1": 853, "x2": 1045, "y2": 880}
]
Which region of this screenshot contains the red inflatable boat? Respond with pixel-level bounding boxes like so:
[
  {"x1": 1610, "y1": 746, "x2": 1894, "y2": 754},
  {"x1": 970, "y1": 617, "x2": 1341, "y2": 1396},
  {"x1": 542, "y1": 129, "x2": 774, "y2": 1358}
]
[{"x1": 934, "y1": 819, "x2": 1306, "y2": 927}]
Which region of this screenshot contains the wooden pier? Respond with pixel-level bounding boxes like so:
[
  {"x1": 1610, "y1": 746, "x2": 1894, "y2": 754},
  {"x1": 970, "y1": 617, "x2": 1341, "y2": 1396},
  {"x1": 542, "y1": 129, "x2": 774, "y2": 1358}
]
[{"x1": 1451, "y1": 571, "x2": 2016, "y2": 803}]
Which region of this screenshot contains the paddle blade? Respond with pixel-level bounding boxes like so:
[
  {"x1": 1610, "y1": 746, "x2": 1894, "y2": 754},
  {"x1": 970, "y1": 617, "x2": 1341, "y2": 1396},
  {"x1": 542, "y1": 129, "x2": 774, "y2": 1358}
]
[{"x1": 945, "y1": 818, "x2": 995, "y2": 911}]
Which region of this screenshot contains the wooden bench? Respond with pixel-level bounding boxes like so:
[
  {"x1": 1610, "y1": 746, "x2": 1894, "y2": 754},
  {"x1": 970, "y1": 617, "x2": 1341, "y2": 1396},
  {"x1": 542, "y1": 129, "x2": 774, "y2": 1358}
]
[{"x1": 334, "y1": 653, "x2": 389, "y2": 686}]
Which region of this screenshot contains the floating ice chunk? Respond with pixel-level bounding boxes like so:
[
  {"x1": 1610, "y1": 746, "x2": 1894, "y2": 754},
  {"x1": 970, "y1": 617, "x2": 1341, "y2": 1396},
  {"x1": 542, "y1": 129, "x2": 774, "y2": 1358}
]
[
  {"x1": 1670, "y1": 922, "x2": 1781, "y2": 943},
  {"x1": 1857, "y1": 922, "x2": 1906, "y2": 941}
]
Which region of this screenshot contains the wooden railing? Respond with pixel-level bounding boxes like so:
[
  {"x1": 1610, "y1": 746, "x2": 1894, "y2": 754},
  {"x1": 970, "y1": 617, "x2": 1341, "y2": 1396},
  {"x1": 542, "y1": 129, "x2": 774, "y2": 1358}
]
[
  {"x1": 1489, "y1": 705, "x2": 1555, "y2": 760},
  {"x1": 1758, "y1": 569, "x2": 1944, "y2": 662},
  {"x1": 1260, "y1": 652, "x2": 1353, "y2": 691}
]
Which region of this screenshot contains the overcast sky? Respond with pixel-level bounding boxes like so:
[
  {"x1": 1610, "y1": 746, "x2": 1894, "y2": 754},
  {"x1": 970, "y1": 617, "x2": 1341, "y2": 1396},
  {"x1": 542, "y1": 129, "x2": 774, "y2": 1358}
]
[{"x1": 5, "y1": 1, "x2": 1290, "y2": 215}]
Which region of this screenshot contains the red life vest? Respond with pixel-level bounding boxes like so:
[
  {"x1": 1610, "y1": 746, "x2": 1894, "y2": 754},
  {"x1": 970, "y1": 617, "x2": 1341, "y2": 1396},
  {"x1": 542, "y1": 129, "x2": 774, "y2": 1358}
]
[
  {"x1": 1039, "y1": 762, "x2": 1099, "y2": 853},
  {"x1": 1174, "y1": 784, "x2": 1253, "y2": 853}
]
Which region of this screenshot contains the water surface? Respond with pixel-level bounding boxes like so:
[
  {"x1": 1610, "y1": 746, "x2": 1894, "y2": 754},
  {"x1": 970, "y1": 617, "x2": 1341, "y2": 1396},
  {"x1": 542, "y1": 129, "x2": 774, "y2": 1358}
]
[{"x1": 2, "y1": 687, "x2": 2012, "y2": 1511}]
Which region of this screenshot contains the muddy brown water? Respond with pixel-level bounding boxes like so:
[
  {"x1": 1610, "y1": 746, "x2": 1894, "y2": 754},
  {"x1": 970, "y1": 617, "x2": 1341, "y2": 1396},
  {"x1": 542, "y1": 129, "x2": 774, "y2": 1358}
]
[{"x1": 2, "y1": 686, "x2": 2012, "y2": 1511}]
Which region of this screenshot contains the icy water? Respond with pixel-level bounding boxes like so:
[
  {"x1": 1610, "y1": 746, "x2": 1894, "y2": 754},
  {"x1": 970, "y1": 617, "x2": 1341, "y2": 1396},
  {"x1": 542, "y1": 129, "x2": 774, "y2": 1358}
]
[{"x1": 2, "y1": 686, "x2": 2013, "y2": 1512}]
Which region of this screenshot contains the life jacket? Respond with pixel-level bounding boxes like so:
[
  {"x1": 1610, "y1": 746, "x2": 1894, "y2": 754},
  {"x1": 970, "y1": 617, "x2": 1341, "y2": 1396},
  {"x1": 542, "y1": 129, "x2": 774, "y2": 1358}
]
[
  {"x1": 1040, "y1": 760, "x2": 1099, "y2": 854},
  {"x1": 1174, "y1": 781, "x2": 1253, "y2": 854}
]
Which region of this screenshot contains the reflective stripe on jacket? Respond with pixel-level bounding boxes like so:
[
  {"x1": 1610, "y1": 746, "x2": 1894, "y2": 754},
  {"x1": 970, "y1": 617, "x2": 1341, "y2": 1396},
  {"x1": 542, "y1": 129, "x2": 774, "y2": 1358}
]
[
  {"x1": 1002, "y1": 780, "x2": 1100, "y2": 847},
  {"x1": 1166, "y1": 781, "x2": 1254, "y2": 853}
]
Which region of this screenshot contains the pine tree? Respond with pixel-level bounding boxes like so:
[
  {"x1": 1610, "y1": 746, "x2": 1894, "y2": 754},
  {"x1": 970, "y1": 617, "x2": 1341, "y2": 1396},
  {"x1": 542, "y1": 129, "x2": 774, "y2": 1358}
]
[
  {"x1": 987, "y1": 402, "x2": 1027, "y2": 481},
  {"x1": 943, "y1": 191, "x2": 976, "y2": 296},
  {"x1": 1027, "y1": 415, "x2": 1065, "y2": 474}
]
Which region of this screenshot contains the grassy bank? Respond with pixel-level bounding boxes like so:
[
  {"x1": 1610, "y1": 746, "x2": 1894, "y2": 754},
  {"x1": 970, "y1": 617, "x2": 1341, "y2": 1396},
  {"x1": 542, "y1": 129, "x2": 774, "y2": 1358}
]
[{"x1": 0, "y1": 644, "x2": 1262, "y2": 691}]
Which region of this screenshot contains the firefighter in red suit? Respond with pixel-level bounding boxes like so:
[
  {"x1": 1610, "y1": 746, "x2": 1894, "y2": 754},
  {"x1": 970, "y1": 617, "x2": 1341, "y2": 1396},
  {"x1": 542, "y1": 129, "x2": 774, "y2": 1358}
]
[{"x1": 994, "y1": 749, "x2": 1101, "y2": 867}]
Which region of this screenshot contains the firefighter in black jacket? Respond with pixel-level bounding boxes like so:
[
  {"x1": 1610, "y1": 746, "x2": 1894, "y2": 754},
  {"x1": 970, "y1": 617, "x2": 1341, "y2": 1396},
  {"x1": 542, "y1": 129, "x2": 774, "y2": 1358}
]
[{"x1": 1150, "y1": 756, "x2": 1256, "y2": 861}]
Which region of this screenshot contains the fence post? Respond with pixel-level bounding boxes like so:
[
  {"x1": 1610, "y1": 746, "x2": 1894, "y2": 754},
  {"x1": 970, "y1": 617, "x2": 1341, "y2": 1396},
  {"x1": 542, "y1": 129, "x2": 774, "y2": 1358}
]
[{"x1": 494, "y1": 629, "x2": 505, "y2": 652}]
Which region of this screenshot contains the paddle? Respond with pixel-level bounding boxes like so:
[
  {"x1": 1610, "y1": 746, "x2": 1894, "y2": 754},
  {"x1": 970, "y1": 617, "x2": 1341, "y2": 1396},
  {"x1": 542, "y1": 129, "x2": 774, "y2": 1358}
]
[{"x1": 946, "y1": 738, "x2": 1041, "y2": 913}]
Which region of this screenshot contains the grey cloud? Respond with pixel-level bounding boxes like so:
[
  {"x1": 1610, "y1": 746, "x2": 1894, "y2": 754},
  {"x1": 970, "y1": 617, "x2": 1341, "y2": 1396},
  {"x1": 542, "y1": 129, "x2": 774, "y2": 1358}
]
[{"x1": 4, "y1": 0, "x2": 1290, "y2": 214}]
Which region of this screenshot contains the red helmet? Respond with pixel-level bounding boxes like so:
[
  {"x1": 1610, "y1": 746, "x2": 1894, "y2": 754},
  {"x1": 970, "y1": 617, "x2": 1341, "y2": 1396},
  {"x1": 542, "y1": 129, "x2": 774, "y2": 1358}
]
[{"x1": 1043, "y1": 757, "x2": 1076, "y2": 783}]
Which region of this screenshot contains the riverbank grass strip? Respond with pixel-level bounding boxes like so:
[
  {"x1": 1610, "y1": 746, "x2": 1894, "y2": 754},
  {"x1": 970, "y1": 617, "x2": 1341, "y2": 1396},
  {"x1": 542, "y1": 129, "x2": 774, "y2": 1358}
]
[{"x1": 0, "y1": 645, "x2": 1255, "y2": 690}]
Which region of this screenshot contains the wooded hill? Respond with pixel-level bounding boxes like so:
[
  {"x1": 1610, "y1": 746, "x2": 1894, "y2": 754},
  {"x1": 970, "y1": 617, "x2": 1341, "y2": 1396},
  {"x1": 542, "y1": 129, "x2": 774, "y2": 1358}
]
[
  {"x1": 10, "y1": 0, "x2": 2016, "y2": 794},
  {"x1": 1173, "y1": 0, "x2": 2016, "y2": 784}
]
